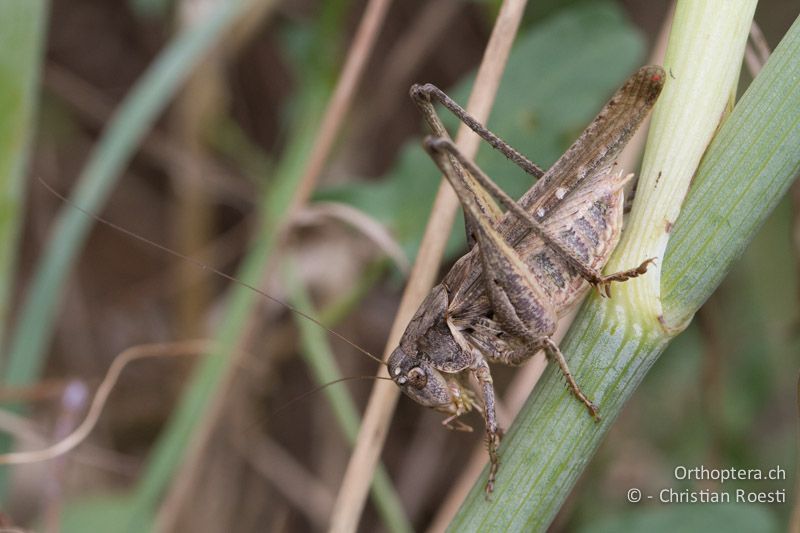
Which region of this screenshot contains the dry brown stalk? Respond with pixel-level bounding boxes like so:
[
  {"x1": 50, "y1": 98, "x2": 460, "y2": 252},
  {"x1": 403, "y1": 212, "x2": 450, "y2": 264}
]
[{"x1": 328, "y1": 0, "x2": 530, "y2": 530}]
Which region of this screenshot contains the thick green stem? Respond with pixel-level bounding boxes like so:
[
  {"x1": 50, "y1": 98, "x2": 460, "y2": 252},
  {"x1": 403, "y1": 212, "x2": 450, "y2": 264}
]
[
  {"x1": 607, "y1": 0, "x2": 757, "y2": 329},
  {"x1": 449, "y1": 2, "x2": 800, "y2": 530}
]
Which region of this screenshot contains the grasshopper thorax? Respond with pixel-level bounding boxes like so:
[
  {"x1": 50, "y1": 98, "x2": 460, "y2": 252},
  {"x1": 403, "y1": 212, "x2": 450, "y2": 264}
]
[{"x1": 388, "y1": 284, "x2": 478, "y2": 416}]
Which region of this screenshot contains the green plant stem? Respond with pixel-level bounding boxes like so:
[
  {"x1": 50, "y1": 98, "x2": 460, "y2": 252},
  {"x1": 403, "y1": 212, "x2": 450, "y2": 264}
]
[
  {"x1": 661, "y1": 28, "x2": 800, "y2": 323},
  {"x1": 0, "y1": 0, "x2": 48, "y2": 503},
  {"x1": 125, "y1": 85, "x2": 327, "y2": 532},
  {"x1": 0, "y1": 0, "x2": 254, "y2": 506},
  {"x1": 0, "y1": 0, "x2": 47, "y2": 362},
  {"x1": 285, "y1": 266, "x2": 412, "y2": 533},
  {"x1": 450, "y1": 2, "x2": 800, "y2": 530}
]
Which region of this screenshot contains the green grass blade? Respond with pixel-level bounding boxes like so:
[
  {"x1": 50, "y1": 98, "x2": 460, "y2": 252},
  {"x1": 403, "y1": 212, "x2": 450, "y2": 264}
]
[
  {"x1": 285, "y1": 266, "x2": 412, "y2": 533},
  {"x1": 450, "y1": 8, "x2": 800, "y2": 532},
  {"x1": 2, "y1": 0, "x2": 253, "y2": 388},
  {"x1": 125, "y1": 1, "x2": 360, "y2": 524},
  {"x1": 124, "y1": 86, "x2": 328, "y2": 531},
  {"x1": 0, "y1": 0, "x2": 47, "y2": 359}
]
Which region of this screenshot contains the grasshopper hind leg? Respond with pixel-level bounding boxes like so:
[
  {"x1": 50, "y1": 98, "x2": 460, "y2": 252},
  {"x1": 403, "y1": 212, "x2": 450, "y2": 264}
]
[
  {"x1": 425, "y1": 136, "x2": 654, "y2": 296},
  {"x1": 588, "y1": 257, "x2": 656, "y2": 298},
  {"x1": 474, "y1": 358, "x2": 501, "y2": 495},
  {"x1": 410, "y1": 83, "x2": 545, "y2": 179},
  {"x1": 423, "y1": 136, "x2": 603, "y2": 423},
  {"x1": 411, "y1": 83, "x2": 545, "y2": 248}
]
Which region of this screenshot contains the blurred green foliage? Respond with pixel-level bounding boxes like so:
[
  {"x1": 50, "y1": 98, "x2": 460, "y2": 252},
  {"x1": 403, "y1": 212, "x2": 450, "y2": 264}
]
[
  {"x1": 1, "y1": 0, "x2": 796, "y2": 530},
  {"x1": 0, "y1": 0, "x2": 48, "y2": 500},
  {"x1": 0, "y1": 0, "x2": 47, "y2": 370},
  {"x1": 583, "y1": 504, "x2": 780, "y2": 533},
  {"x1": 316, "y1": 1, "x2": 645, "y2": 263}
]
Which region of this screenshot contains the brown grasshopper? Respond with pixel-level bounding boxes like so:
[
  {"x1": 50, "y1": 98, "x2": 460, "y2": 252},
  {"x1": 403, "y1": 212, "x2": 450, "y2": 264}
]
[{"x1": 388, "y1": 66, "x2": 665, "y2": 493}]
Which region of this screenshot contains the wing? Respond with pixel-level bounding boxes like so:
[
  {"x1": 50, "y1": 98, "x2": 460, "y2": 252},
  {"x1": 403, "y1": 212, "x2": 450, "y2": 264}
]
[
  {"x1": 519, "y1": 65, "x2": 664, "y2": 219},
  {"x1": 444, "y1": 66, "x2": 664, "y2": 322}
]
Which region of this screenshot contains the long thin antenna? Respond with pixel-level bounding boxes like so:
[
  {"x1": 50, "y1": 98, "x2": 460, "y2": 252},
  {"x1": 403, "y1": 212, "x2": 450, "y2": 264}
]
[
  {"x1": 271, "y1": 375, "x2": 393, "y2": 417},
  {"x1": 38, "y1": 177, "x2": 386, "y2": 367}
]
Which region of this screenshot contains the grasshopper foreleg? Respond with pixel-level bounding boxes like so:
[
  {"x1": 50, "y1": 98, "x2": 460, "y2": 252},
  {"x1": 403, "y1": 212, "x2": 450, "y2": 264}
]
[
  {"x1": 441, "y1": 415, "x2": 474, "y2": 433},
  {"x1": 474, "y1": 358, "x2": 501, "y2": 495}
]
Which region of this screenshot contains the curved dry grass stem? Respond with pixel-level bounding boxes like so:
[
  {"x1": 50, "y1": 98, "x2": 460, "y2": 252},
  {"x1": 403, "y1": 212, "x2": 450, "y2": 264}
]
[
  {"x1": 0, "y1": 340, "x2": 212, "y2": 466},
  {"x1": 329, "y1": 1, "x2": 529, "y2": 531},
  {"x1": 159, "y1": 0, "x2": 394, "y2": 528},
  {"x1": 293, "y1": 202, "x2": 411, "y2": 274}
]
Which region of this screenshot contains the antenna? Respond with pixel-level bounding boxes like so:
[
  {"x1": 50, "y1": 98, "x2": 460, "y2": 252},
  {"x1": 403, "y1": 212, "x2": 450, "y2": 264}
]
[{"x1": 37, "y1": 177, "x2": 387, "y2": 367}]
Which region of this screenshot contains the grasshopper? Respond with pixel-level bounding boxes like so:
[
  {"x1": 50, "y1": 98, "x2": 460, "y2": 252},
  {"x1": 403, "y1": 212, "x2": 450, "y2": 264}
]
[{"x1": 388, "y1": 65, "x2": 665, "y2": 492}]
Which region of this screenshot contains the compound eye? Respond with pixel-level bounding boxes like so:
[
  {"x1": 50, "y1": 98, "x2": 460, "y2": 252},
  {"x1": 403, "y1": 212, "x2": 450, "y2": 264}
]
[{"x1": 407, "y1": 366, "x2": 427, "y2": 389}]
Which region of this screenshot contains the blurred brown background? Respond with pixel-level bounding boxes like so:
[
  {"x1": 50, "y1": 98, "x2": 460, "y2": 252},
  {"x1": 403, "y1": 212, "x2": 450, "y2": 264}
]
[{"x1": 6, "y1": 0, "x2": 799, "y2": 531}]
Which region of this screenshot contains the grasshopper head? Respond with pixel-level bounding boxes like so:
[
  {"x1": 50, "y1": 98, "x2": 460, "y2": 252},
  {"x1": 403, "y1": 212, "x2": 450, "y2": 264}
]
[{"x1": 387, "y1": 346, "x2": 472, "y2": 416}]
